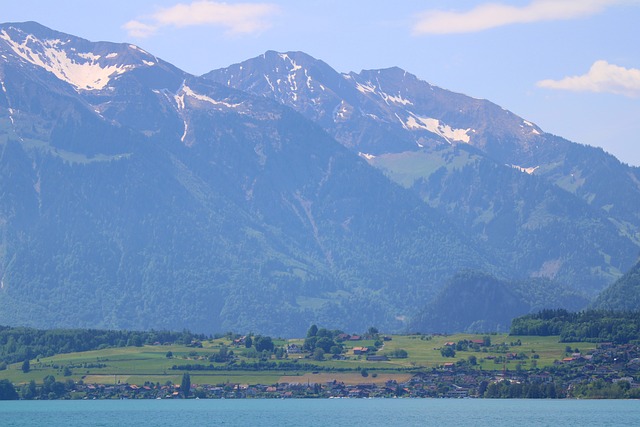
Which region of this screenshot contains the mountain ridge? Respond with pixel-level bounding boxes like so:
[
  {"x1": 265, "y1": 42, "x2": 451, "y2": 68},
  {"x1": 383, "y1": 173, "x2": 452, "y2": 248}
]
[
  {"x1": 0, "y1": 22, "x2": 499, "y2": 336},
  {"x1": 204, "y1": 50, "x2": 640, "y2": 292},
  {"x1": 0, "y1": 23, "x2": 638, "y2": 336}
]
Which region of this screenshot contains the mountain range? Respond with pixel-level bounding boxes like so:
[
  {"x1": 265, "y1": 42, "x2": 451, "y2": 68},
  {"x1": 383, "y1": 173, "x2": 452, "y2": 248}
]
[
  {"x1": 204, "y1": 50, "x2": 640, "y2": 292},
  {"x1": 0, "y1": 22, "x2": 638, "y2": 336}
]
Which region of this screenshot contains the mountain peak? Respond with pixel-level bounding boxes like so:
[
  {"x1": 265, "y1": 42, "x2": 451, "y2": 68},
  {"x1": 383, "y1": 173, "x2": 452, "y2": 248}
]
[
  {"x1": 262, "y1": 50, "x2": 318, "y2": 63},
  {"x1": 0, "y1": 21, "x2": 160, "y2": 91}
]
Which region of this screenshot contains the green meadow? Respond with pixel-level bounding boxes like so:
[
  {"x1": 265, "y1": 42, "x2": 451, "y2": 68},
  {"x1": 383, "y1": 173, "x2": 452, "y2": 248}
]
[{"x1": 0, "y1": 334, "x2": 593, "y2": 386}]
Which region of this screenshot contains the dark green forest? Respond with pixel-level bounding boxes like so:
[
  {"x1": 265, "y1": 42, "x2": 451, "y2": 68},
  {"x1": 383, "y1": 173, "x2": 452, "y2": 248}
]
[
  {"x1": 510, "y1": 309, "x2": 640, "y2": 343},
  {"x1": 592, "y1": 261, "x2": 640, "y2": 311},
  {"x1": 409, "y1": 271, "x2": 590, "y2": 334}
]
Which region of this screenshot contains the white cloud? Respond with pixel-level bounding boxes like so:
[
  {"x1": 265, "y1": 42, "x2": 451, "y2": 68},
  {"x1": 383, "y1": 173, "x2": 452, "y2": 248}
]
[
  {"x1": 122, "y1": 20, "x2": 158, "y2": 38},
  {"x1": 413, "y1": 0, "x2": 624, "y2": 34},
  {"x1": 537, "y1": 60, "x2": 640, "y2": 97},
  {"x1": 123, "y1": 1, "x2": 278, "y2": 38}
]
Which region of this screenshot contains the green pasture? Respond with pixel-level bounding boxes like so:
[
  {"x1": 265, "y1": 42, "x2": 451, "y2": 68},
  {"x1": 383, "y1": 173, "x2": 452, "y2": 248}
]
[
  {"x1": 378, "y1": 334, "x2": 596, "y2": 370},
  {"x1": 0, "y1": 334, "x2": 595, "y2": 386}
]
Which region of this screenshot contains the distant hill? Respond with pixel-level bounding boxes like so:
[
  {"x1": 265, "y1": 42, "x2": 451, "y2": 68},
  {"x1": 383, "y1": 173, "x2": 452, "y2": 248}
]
[
  {"x1": 408, "y1": 271, "x2": 590, "y2": 334},
  {"x1": 592, "y1": 260, "x2": 640, "y2": 311}
]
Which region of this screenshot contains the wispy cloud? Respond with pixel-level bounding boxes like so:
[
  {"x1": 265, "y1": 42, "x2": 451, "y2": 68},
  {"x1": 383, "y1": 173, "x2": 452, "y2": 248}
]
[
  {"x1": 122, "y1": 20, "x2": 158, "y2": 38},
  {"x1": 413, "y1": 0, "x2": 624, "y2": 35},
  {"x1": 123, "y1": 1, "x2": 279, "y2": 38},
  {"x1": 537, "y1": 60, "x2": 640, "y2": 97}
]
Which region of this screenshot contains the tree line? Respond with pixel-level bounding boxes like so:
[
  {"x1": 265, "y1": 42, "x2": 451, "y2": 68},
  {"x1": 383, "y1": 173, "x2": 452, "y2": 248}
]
[
  {"x1": 0, "y1": 325, "x2": 208, "y2": 365},
  {"x1": 510, "y1": 309, "x2": 640, "y2": 343}
]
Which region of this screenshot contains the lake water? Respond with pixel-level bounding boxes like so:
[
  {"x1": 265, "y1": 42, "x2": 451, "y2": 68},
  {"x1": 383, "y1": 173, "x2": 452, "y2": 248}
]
[{"x1": 2, "y1": 399, "x2": 639, "y2": 426}]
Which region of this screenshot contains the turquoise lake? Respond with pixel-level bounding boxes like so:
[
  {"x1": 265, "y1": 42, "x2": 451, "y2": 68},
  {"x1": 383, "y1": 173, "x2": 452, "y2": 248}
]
[{"x1": 2, "y1": 399, "x2": 640, "y2": 426}]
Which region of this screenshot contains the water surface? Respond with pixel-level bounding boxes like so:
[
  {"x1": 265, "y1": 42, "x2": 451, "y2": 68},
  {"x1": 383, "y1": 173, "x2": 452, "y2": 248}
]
[{"x1": 2, "y1": 399, "x2": 639, "y2": 426}]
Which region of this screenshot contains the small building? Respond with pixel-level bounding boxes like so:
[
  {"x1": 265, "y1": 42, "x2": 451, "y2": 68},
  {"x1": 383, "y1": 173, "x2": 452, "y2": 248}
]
[
  {"x1": 353, "y1": 347, "x2": 369, "y2": 355},
  {"x1": 366, "y1": 355, "x2": 389, "y2": 361},
  {"x1": 286, "y1": 344, "x2": 302, "y2": 354}
]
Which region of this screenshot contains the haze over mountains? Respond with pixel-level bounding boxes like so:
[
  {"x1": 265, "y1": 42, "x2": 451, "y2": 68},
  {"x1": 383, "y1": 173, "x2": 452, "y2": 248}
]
[{"x1": 0, "y1": 22, "x2": 638, "y2": 336}]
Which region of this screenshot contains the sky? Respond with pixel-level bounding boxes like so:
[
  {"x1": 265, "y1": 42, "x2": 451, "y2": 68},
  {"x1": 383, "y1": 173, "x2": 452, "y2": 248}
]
[{"x1": 2, "y1": 0, "x2": 639, "y2": 166}]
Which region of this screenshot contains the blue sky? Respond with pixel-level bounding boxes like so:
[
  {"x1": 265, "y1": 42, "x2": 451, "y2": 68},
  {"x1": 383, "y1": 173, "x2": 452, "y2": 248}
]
[{"x1": 2, "y1": 0, "x2": 639, "y2": 165}]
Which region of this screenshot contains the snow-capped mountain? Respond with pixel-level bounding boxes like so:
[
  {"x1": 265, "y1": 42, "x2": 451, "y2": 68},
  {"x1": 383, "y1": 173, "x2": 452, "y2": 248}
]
[
  {"x1": 206, "y1": 51, "x2": 640, "y2": 291},
  {"x1": 0, "y1": 21, "x2": 162, "y2": 91},
  {"x1": 204, "y1": 50, "x2": 546, "y2": 160},
  {"x1": 0, "y1": 23, "x2": 638, "y2": 335},
  {"x1": 0, "y1": 22, "x2": 498, "y2": 335}
]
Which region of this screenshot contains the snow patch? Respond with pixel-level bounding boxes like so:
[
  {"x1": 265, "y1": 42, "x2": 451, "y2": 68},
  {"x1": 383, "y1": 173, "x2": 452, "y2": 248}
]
[
  {"x1": 383, "y1": 93, "x2": 413, "y2": 105},
  {"x1": 278, "y1": 53, "x2": 302, "y2": 72},
  {"x1": 334, "y1": 101, "x2": 351, "y2": 121},
  {"x1": 174, "y1": 92, "x2": 185, "y2": 110},
  {"x1": 522, "y1": 120, "x2": 541, "y2": 135},
  {"x1": 1, "y1": 80, "x2": 15, "y2": 124},
  {"x1": 305, "y1": 69, "x2": 313, "y2": 90},
  {"x1": 376, "y1": 88, "x2": 413, "y2": 105},
  {"x1": 77, "y1": 52, "x2": 101, "y2": 61},
  {"x1": 353, "y1": 78, "x2": 413, "y2": 106},
  {"x1": 181, "y1": 85, "x2": 242, "y2": 109},
  {"x1": 355, "y1": 81, "x2": 376, "y2": 94},
  {"x1": 181, "y1": 119, "x2": 189, "y2": 142},
  {"x1": 264, "y1": 74, "x2": 275, "y2": 92},
  {"x1": 142, "y1": 60, "x2": 155, "y2": 66},
  {"x1": 405, "y1": 115, "x2": 472, "y2": 144},
  {"x1": 276, "y1": 53, "x2": 303, "y2": 98},
  {"x1": 510, "y1": 164, "x2": 539, "y2": 175},
  {"x1": 128, "y1": 44, "x2": 148, "y2": 54},
  {"x1": 105, "y1": 52, "x2": 118, "y2": 59},
  {"x1": 0, "y1": 30, "x2": 136, "y2": 90},
  {"x1": 287, "y1": 71, "x2": 298, "y2": 99},
  {"x1": 395, "y1": 113, "x2": 409, "y2": 130}
]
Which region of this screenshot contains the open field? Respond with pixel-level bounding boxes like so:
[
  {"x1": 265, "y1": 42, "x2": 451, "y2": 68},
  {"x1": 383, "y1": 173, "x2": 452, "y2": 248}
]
[{"x1": 0, "y1": 333, "x2": 595, "y2": 386}]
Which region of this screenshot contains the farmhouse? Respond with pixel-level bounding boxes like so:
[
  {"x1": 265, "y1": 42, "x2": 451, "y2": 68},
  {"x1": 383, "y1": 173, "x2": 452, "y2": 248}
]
[{"x1": 353, "y1": 347, "x2": 369, "y2": 355}]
